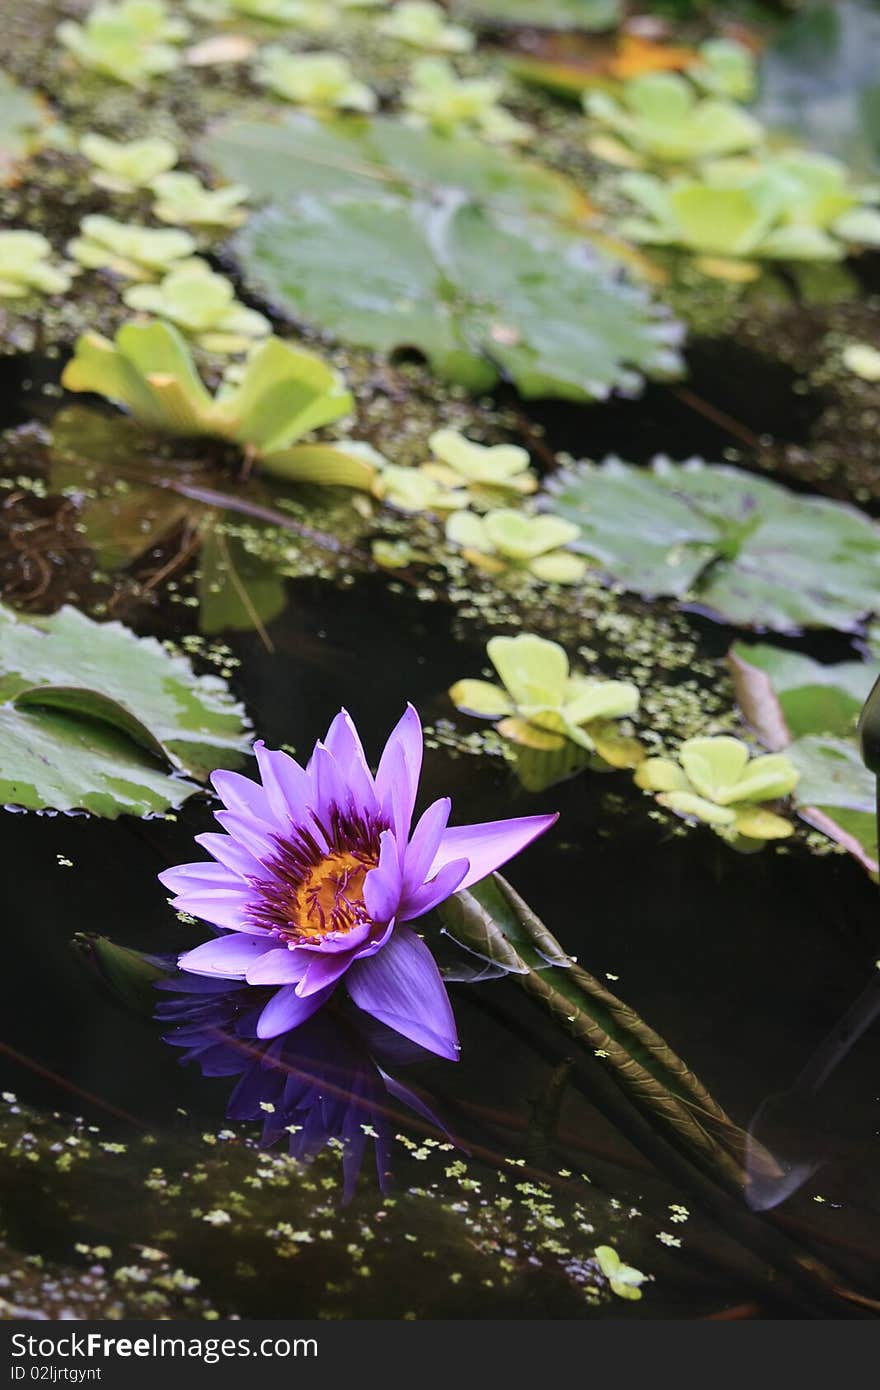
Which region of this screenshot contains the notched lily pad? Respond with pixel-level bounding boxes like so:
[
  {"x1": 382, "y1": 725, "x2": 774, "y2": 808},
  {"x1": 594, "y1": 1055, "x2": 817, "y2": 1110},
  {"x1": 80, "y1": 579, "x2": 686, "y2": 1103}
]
[
  {"x1": 202, "y1": 112, "x2": 682, "y2": 398},
  {"x1": 0, "y1": 603, "x2": 251, "y2": 816},
  {"x1": 542, "y1": 456, "x2": 880, "y2": 631}
]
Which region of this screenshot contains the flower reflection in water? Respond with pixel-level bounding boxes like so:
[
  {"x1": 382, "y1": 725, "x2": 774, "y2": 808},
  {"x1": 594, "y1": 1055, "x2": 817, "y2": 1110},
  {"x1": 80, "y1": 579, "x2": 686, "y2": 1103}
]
[{"x1": 156, "y1": 972, "x2": 446, "y2": 1200}]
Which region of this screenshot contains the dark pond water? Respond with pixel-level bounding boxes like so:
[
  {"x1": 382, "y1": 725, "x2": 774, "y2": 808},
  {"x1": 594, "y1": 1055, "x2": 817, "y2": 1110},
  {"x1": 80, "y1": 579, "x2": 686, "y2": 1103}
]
[{"x1": 2, "y1": 0, "x2": 880, "y2": 1324}]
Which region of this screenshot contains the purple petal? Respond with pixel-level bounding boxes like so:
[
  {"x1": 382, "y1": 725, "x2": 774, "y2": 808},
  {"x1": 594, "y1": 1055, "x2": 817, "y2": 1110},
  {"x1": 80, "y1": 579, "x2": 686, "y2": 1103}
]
[
  {"x1": 401, "y1": 797, "x2": 450, "y2": 898},
  {"x1": 254, "y1": 741, "x2": 312, "y2": 823},
  {"x1": 363, "y1": 829, "x2": 403, "y2": 925},
  {"x1": 256, "y1": 982, "x2": 334, "y2": 1039},
  {"x1": 166, "y1": 888, "x2": 254, "y2": 932},
  {"x1": 179, "y1": 933, "x2": 270, "y2": 979},
  {"x1": 195, "y1": 831, "x2": 263, "y2": 881},
  {"x1": 399, "y1": 857, "x2": 469, "y2": 921},
  {"x1": 245, "y1": 947, "x2": 309, "y2": 985},
  {"x1": 308, "y1": 742, "x2": 352, "y2": 823},
  {"x1": 345, "y1": 924, "x2": 459, "y2": 1061},
  {"x1": 429, "y1": 812, "x2": 558, "y2": 890},
  {"x1": 158, "y1": 861, "x2": 243, "y2": 897},
  {"x1": 296, "y1": 946, "x2": 360, "y2": 997},
  {"x1": 214, "y1": 809, "x2": 278, "y2": 862},
  {"x1": 211, "y1": 768, "x2": 276, "y2": 824},
  {"x1": 323, "y1": 709, "x2": 378, "y2": 813},
  {"x1": 375, "y1": 704, "x2": 422, "y2": 841}
]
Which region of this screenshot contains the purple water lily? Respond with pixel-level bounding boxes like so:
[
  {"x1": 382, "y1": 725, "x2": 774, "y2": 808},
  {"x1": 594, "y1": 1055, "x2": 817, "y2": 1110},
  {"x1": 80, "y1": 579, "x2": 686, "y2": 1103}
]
[{"x1": 159, "y1": 705, "x2": 556, "y2": 1061}]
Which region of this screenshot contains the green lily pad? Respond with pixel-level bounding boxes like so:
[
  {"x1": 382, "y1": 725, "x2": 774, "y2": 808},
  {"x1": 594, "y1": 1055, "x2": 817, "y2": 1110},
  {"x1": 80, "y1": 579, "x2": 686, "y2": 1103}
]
[
  {"x1": 452, "y1": 0, "x2": 620, "y2": 30},
  {"x1": 728, "y1": 641, "x2": 879, "y2": 873},
  {"x1": 200, "y1": 112, "x2": 587, "y2": 225},
  {"x1": 542, "y1": 457, "x2": 880, "y2": 631},
  {"x1": 234, "y1": 195, "x2": 682, "y2": 399},
  {"x1": 200, "y1": 111, "x2": 681, "y2": 396},
  {"x1": 0, "y1": 603, "x2": 250, "y2": 814},
  {"x1": 730, "y1": 642, "x2": 880, "y2": 743}
]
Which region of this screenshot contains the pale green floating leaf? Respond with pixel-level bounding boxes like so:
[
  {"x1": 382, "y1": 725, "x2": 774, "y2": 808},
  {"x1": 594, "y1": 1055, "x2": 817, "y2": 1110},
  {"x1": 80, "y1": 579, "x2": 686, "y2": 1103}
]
[
  {"x1": 68, "y1": 215, "x2": 197, "y2": 281},
  {"x1": 403, "y1": 57, "x2": 528, "y2": 143},
  {"x1": 0, "y1": 231, "x2": 74, "y2": 300},
  {"x1": 61, "y1": 321, "x2": 378, "y2": 491},
  {"x1": 379, "y1": 1, "x2": 474, "y2": 52},
  {"x1": 594, "y1": 1246, "x2": 648, "y2": 1301},
  {"x1": 151, "y1": 172, "x2": 249, "y2": 230},
  {"x1": 80, "y1": 132, "x2": 178, "y2": 192},
  {"x1": 451, "y1": 631, "x2": 640, "y2": 774},
  {"x1": 254, "y1": 47, "x2": 376, "y2": 113},
  {"x1": 617, "y1": 150, "x2": 880, "y2": 263},
  {"x1": 636, "y1": 734, "x2": 798, "y2": 846},
  {"x1": 445, "y1": 509, "x2": 585, "y2": 581},
  {"x1": 123, "y1": 262, "x2": 270, "y2": 352},
  {"x1": 690, "y1": 39, "x2": 757, "y2": 102},
  {"x1": 586, "y1": 72, "x2": 763, "y2": 164}
]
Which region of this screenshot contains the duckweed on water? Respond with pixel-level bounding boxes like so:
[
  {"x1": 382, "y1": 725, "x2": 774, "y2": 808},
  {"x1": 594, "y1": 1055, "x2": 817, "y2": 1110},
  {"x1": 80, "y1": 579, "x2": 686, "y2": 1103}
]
[{"x1": 0, "y1": 1095, "x2": 660, "y2": 1318}]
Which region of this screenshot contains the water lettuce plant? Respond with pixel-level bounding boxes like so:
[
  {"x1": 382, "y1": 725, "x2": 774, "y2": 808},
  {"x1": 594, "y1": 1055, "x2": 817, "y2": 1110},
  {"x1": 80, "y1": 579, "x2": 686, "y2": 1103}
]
[
  {"x1": 57, "y1": 1, "x2": 187, "y2": 87},
  {"x1": 374, "y1": 465, "x2": 465, "y2": 514},
  {"x1": 159, "y1": 704, "x2": 556, "y2": 1051},
  {"x1": 0, "y1": 231, "x2": 74, "y2": 299},
  {"x1": 450, "y1": 633, "x2": 641, "y2": 765},
  {"x1": 691, "y1": 38, "x2": 757, "y2": 102},
  {"x1": 635, "y1": 736, "x2": 799, "y2": 846},
  {"x1": 585, "y1": 72, "x2": 763, "y2": 165},
  {"x1": 68, "y1": 215, "x2": 197, "y2": 281},
  {"x1": 446, "y1": 509, "x2": 586, "y2": 583},
  {"x1": 379, "y1": 2, "x2": 475, "y2": 53},
  {"x1": 617, "y1": 152, "x2": 880, "y2": 266},
  {"x1": 843, "y1": 342, "x2": 880, "y2": 381},
  {"x1": 151, "y1": 172, "x2": 249, "y2": 229},
  {"x1": 254, "y1": 47, "x2": 377, "y2": 113},
  {"x1": 80, "y1": 133, "x2": 178, "y2": 192},
  {"x1": 93, "y1": 0, "x2": 190, "y2": 43},
  {"x1": 376, "y1": 430, "x2": 537, "y2": 513},
  {"x1": 594, "y1": 1247, "x2": 649, "y2": 1302},
  {"x1": 402, "y1": 58, "x2": 529, "y2": 142},
  {"x1": 123, "y1": 263, "x2": 271, "y2": 353},
  {"x1": 61, "y1": 319, "x2": 383, "y2": 489},
  {"x1": 425, "y1": 430, "x2": 536, "y2": 503}
]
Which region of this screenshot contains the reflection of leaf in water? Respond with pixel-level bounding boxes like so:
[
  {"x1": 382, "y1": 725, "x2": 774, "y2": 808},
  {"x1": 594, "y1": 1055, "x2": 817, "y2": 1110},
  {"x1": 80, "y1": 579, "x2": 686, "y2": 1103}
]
[
  {"x1": 198, "y1": 521, "x2": 286, "y2": 645},
  {"x1": 439, "y1": 873, "x2": 769, "y2": 1191},
  {"x1": 49, "y1": 407, "x2": 288, "y2": 643}
]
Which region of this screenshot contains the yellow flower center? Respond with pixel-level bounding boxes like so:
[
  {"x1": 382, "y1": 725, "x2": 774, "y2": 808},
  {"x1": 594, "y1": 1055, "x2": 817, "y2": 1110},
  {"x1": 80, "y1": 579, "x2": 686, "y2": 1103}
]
[{"x1": 288, "y1": 848, "x2": 377, "y2": 942}]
